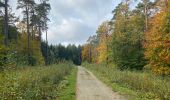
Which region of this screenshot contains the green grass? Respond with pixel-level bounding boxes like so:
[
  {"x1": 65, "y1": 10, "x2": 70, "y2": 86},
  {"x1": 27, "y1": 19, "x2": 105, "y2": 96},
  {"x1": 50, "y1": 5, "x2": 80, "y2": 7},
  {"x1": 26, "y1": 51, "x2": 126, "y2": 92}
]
[
  {"x1": 57, "y1": 67, "x2": 77, "y2": 100},
  {"x1": 0, "y1": 62, "x2": 75, "y2": 100},
  {"x1": 83, "y1": 63, "x2": 170, "y2": 100}
]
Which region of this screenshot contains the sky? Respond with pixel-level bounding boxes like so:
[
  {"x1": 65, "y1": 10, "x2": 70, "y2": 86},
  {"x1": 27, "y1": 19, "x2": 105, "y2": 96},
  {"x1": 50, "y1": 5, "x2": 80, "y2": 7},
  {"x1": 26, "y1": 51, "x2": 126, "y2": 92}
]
[{"x1": 9, "y1": 0, "x2": 121, "y2": 46}]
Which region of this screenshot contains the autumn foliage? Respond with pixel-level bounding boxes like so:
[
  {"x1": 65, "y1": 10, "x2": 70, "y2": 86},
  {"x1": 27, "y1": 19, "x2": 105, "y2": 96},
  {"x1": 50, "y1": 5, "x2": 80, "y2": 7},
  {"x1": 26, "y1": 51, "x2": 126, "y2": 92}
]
[
  {"x1": 145, "y1": 1, "x2": 170, "y2": 75},
  {"x1": 82, "y1": 0, "x2": 170, "y2": 75}
]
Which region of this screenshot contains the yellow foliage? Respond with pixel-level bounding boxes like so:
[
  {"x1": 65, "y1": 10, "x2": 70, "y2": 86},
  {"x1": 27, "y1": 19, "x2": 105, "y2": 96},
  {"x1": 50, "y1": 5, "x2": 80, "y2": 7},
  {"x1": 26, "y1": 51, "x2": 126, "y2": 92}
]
[
  {"x1": 97, "y1": 34, "x2": 107, "y2": 63},
  {"x1": 17, "y1": 32, "x2": 44, "y2": 65},
  {"x1": 82, "y1": 44, "x2": 91, "y2": 62},
  {"x1": 145, "y1": 6, "x2": 170, "y2": 75}
]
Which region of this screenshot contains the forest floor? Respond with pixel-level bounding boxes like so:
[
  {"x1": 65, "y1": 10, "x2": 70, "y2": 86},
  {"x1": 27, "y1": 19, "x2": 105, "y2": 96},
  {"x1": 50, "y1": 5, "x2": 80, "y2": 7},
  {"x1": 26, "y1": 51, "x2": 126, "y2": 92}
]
[{"x1": 76, "y1": 66, "x2": 125, "y2": 100}]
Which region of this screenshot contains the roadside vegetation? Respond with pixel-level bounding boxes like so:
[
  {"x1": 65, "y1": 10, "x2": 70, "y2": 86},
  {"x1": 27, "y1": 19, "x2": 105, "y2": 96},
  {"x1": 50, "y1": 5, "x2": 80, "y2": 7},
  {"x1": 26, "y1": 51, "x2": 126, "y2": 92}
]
[
  {"x1": 83, "y1": 63, "x2": 170, "y2": 100},
  {"x1": 0, "y1": 1, "x2": 79, "y2": 99},
  {"x1": 57, "y1": 67, "x2": 77, "y2": 100},
  {"x1": 0, "y1": 62, "x2": 76, "y2": 100}
]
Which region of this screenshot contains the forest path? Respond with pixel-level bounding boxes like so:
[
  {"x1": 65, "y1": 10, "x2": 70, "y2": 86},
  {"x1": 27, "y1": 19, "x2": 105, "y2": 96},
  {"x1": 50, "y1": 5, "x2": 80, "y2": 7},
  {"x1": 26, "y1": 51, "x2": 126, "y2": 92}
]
[{"x1": 76, "y1": 66, "x2": 125, "y2": 100}]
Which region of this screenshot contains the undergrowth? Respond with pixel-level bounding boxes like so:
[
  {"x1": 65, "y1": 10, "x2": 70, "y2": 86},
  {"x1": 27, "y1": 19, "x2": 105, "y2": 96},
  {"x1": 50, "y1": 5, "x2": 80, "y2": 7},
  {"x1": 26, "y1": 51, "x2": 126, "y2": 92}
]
[{"x1": 0, "y1": 62, "x2": 74, "y2": 100}]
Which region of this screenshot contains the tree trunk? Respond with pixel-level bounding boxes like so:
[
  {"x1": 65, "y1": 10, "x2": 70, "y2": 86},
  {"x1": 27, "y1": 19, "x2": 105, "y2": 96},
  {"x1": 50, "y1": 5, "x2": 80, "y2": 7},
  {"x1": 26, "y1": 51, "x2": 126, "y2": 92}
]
[
  {"x1": 26, "y1": 6, "x2": 30, "y2": 64},
  {"x1": 89, "y1": 43, "x2": 92, "y2": 63},
  {"x1": 144, "y1": 0, "x2": 148, "y2": 32},
  {"x1": 31, "y1": 26, "x2": 34, "y2": 40},
  {"x1": 38, "y1": 25, "x2": 41, "y2": 41},
  {"x1": 106, "y1": 33, "x2": 109, "y2": 66},
  {"x1": 4, "y1": 0, "x2": 8, "y2": 46},
  {"x1": 45, "y1": 29, "x2": 48, "y2": 66}
]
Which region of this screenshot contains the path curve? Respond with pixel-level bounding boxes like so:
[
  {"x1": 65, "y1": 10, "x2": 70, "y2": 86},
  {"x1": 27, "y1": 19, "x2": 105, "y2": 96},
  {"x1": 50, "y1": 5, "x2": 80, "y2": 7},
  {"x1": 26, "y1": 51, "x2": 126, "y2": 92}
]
[{"x1": 76, "y1": 66, "x2": 125, "y2": 100}]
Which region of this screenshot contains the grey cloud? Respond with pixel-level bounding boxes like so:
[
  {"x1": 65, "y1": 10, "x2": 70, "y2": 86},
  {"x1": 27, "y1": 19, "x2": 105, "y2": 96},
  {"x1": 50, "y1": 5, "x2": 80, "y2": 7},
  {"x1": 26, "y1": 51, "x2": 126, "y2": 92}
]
[
  {"x1": 10, "y1": 0, "x2": 121, "y2": 45},
  {"x1": 45, "y1": 0, "x2": 120, "y2": 45},
  {"x1": 43, "y1": 18, "x2": 93, "y2": 45}
]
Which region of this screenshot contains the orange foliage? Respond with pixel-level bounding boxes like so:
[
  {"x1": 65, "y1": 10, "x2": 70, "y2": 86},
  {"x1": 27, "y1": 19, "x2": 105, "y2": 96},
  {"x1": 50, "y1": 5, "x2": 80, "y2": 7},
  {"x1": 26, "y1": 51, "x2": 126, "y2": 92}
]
[
  {"x1": 82, "y1": 44, "x2": 91, "y2": 62},
  {"x1": 145, "y1": 4, "x2": 170, "y2": 75}
]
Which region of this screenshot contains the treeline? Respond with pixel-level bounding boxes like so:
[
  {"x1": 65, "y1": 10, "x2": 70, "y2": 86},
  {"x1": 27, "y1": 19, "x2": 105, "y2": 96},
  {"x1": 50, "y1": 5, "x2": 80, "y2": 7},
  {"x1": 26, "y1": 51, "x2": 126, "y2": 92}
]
[
  {"x1": 0, "y1": 0, "x2": 51, "y2": 70},
  {"x1": 41, "y1": 42, "x2": 82, "y2": 65},
  {"x1": 0, "y1": 0, "x2": 82, "y2": 70},
  {"x1": 82, "y1": 0, "x2": 170, "y2": 75}
]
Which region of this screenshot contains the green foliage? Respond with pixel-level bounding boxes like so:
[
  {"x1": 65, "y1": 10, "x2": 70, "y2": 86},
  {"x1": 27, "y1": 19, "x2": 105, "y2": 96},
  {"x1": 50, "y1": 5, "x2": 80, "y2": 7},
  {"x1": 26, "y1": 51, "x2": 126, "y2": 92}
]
[
  {"x1": 0, "y1": 36, "x2": 7, "y2": 70},
  {"x1": 0, "y1": 62, "x2": 74, "y2": 99},
  {"x1": 5, "y1": 33, "x2": 44, "y2": 66},
  {"x1": 41, "y1": 42, "x2": 82, "y2": 65},
  {"x1": 0, "y1": 35, "x2": 16, "y2": 70},
  {"x1": 110, "y1": 2, "x2": 146, "y2": 70},
  {"x1": 84, "y1": 63, "x2": 170, "y2": 99},
  {"x1": 57, "y1": 67, "x2": 77, "y2": 100}
]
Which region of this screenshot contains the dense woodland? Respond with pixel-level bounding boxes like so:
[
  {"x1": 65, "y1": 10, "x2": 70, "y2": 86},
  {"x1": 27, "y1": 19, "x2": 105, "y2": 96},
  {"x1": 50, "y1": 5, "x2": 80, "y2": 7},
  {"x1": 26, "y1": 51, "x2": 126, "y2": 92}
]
[
  {"x1": 82, "y1": 0, "x2": 170, "y2": 75},
  {"x1": 0, "y1": 0, "x2": 82, "y2": 71},
  {"x1": 41, "y1": 42, "x2": 82, "y2": 65}
]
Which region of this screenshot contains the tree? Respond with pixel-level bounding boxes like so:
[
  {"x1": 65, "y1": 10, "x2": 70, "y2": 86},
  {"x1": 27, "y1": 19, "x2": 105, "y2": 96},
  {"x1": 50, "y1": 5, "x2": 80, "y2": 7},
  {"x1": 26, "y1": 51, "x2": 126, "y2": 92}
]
[
  {"x1": 17, "y1": 0, "x2": 35, "y2": 65},
  {"x1": 0, "y1": 0, "x2": 9, "y2": 46},
  {"x1": 35, "y1": 0, "x2": 50, "y2": 65},
  {"x1": 144, "y1": 0, "x2": 170, "y2": 75},
  {"x1": 35, "y1": 1, "x2": 50, "y2": 41},
  {"x1": 41, "y1": 42, "x2": 82, "y2": 65},
  {"x1": 110, "y1": 1, "x2": 146, "y2": 70},
  {"x1": 96, "y1": 21, "x2": 111, "y2": 64},
  {"x1": 82, "y1": 44, "x2": 91, "y2": 63},
  {"x1": 4, "y1": 0, "x2": 8, "y2": 46}
]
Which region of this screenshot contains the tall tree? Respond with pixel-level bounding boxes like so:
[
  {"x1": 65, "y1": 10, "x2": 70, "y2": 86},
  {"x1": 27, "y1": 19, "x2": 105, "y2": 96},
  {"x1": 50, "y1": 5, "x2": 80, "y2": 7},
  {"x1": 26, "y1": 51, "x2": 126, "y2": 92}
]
[
  {"x1": 144, "y1": 0, "x2": 170, "y2": 75},
  {"x1": 96, "y1": 21, "x2": 111, "y2": 64},
  {"x1": 17, "y1": 0, "x2": 35, "y2": 64},
  {"x1": 35, "y1": 0, "x2": 50, "y2": 65},
  {"x1": 110, "y1": 1, "x2": 146, "y2": 70},
  {"x1": 4, "y1": 0, "x2": 8, "y2": 46},
  {"x1": 0, "y1": 0, "x2": 9, "y2": 46},
  {"x1": 141, "y1": 0, "x2": 155, "y2": 32},
  {"x1": 35, "y1": 1, "x2": 50, "y2": 41}
]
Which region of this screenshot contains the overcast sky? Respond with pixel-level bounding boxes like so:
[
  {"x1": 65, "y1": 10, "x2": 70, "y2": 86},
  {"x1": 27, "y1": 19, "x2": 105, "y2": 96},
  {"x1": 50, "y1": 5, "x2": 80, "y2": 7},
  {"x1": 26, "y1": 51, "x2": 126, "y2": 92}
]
[{"x1": 9, "y1": 0, "x2": 121, "y2": 46}]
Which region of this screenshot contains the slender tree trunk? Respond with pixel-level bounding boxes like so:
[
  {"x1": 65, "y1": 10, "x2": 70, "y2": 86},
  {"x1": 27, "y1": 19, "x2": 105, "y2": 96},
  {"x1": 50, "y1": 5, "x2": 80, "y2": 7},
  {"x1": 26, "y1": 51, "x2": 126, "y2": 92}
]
[
  {"x1": 38, "y1": 25, "x2": 42, "y2": 51},
  {"x1": 89, "y1": 43, "x2": 92, "y2": 63},
  {"x1": 4, "y1": 0, "x2": 8, "y2": 46},
  {"x1": 144, "y1": 0, "x2": 148, "y2": 32},
  {"x1": 38, "y1": 25, "x2": 41, "y2": 41},
  {"x1": 106, "y1": 33, "x2": 109, "y2": 66},
  {"x1": 45, "y1": 29, "x2": 48, "y2": 66},
  {"x1": 32, "y1": 12, "x2": 35, "y2": 40},
  {"x1": 31, "y1": 26, "x2": 34, "y2": 40},
  {"x1": 16, "y1": 29, "x2": 18, "y2": 66},
  {"x1": 26, "y1": 6, "x2": 30, "y2": 64},
  {"x1": 124, "y1": 0, "x2": 129, "y2": 58}
]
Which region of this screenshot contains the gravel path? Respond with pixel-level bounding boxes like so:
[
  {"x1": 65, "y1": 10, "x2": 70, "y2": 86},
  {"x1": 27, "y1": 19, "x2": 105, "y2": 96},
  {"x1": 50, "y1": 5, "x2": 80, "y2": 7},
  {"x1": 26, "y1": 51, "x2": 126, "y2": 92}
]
[{"x1": 76, "y1": 66, "x2": 125, "y2": 100}]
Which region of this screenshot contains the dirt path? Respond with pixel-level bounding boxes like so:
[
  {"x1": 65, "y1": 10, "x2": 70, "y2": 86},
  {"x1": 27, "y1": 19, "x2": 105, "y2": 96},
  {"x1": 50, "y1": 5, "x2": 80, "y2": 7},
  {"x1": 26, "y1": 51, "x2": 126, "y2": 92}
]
[{"x1": 76, "y1": 66, "x2": 125, "y2": 100}]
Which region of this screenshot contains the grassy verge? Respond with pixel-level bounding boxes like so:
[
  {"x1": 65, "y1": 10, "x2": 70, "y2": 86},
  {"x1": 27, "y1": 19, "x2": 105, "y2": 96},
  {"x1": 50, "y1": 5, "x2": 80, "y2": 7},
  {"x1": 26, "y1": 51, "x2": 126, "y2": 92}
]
[
  {"x1": 0, "y1": 62, "x2": 75, "y2": 100},
  {"x1": 57, "y1": 67, "x2": 77, "y2": 100},
  {"x1": 83, "y1": 63, "x2": 170, "y2": 100}
]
